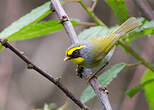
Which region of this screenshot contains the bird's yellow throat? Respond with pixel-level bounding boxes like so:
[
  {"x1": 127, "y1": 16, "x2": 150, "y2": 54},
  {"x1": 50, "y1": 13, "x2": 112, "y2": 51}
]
[{"x1": 70, "y1": 57, "x2": 84, "y2": 64}]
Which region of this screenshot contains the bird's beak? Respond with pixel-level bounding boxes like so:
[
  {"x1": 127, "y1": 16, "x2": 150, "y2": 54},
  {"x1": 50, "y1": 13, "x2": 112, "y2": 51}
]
[{"x1": 64, "y1": 56, "x2": 71, "y2": 61}]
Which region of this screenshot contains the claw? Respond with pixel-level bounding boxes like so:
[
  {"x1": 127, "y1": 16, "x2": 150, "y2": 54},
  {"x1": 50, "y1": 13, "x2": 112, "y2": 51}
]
[
  {"x1": 76, "y1": 65, "x2": 84, "y2": 79},
  {"x1": 87, "y1": 74, "x2": 98, "y2": 82},
  {"x1": 76, "y1": 71, "x2": 83, "y2": 78},
  {"x1": 87, "y1": 61, "x2": 109, "y2": 82}
]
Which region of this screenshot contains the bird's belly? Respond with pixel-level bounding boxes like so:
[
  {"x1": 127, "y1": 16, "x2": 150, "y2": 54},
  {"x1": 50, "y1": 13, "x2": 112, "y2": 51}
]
[{"x1": 81, "y1": 59, "x2": 102, "y2": 68}]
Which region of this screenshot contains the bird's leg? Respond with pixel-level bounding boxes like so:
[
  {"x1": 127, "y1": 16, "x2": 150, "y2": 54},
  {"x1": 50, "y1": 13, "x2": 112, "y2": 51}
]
[
  {"x1": 87, "y1": 62, "x2": 109, "y2": 94},
  {"x1": 76, "y1": 65, "x2": 84, "y2": 78},
  {"x1": 87, "y1": 61, "x2": 109, "y2": 94},
  {"x1": 88, "y1": 61, "x2": 109, "y2": 82}
]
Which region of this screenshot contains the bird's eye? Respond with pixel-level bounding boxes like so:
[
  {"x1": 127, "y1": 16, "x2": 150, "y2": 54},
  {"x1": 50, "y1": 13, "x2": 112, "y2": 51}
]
[
  {"x1": 72, "y1": 49, "x2": 80, "y2": 58},
  {"x1": 73, "y1": 50, "x2": 79, "y2": 55}
]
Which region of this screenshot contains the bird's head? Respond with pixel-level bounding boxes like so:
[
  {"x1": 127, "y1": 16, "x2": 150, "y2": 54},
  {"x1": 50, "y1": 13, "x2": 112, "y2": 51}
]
[{"x1": 64, "y1": 42, "x2": 92, "y2": 66}]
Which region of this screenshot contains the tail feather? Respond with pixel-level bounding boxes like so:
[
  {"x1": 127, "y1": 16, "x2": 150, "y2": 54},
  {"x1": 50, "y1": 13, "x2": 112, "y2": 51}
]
[
  {"x1": 112, "y1": 17, "x2": 141, "y2": 37},
  {"x1": 103, "y1": 17, "x2": 141, "y2": 54}
]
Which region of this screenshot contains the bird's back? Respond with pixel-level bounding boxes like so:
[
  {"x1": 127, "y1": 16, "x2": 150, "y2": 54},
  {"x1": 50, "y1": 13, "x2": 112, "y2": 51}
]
[{"x1": 87, "y1": 35, "x2": 118, "y2": 63}]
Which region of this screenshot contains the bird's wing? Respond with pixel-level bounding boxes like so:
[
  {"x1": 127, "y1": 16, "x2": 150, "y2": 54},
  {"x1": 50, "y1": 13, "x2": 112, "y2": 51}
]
[{"x1": 88, "y1": 34, "x2": 118, "y2": 61}]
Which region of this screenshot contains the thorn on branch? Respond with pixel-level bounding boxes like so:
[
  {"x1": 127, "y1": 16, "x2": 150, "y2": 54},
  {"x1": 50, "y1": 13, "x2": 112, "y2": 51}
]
[
  {"x1": 0, "y1": 38, "x2": 8, "y2": 48},
  {"x1": 59, "y1": 15, "x2": 70, "y2": 24},
  {"x1": 55, "y1": 76, "x2": 62, "y2": 82},
  {"x1": 20, "y1": 51, "x2": 24, "y2": 55},
  {"x1": 27, "y1": 64, "x2": 34, "y2": 69},
  {"x1": 99, "y1": 86, "x2": 109, "y2": 94}
]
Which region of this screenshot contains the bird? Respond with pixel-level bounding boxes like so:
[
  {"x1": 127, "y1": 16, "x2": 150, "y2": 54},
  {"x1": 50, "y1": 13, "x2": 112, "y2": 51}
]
[{"x1": 64, "y1": 17, "x2": 141, "y2": 79}]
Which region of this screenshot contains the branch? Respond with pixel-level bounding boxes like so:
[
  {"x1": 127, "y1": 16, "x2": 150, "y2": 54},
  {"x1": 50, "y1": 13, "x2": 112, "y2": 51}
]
[
  {"x1": 51, "y1": 0, "x2": 79, "y2": 43},
  {"x1": 79, "y1": 21, "x2": 96, "y2": 26},
  {"x1": 50, "y1": 0, "x2": 112, "y2": 110},
  {"x1": 0, "y1": 39, "x2": 88, "y2": 110},
  {"x1": 84, "y1": 69, "x2": 112, "y2": 110},
  {"x1": 135, "y1": 0, "x2": 154, "y2": 20}
]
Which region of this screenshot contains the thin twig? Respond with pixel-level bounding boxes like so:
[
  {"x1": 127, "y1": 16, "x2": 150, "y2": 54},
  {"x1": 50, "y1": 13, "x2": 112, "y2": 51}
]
[
  {"x1": 126, "y1": 62, "x2": 141, "y2": 68},
  {"x1": 50, "y1": 0, "x2": 112, "y2": 110},
  {"x1": 134, "y1": 0, "x2": 154, "y2": 20},
  {"x1": 91, "y1": 0, "x2": 98, "y2": 11},
  {"x1": 62, "y1": 0, "x2": 79, "y2": 5},
  {"x1": 0, "y1": 39, "x2": 88, "y2": 110},
  {"x1": 118, "y1": 40, "x2": 154, "y2": 71},
  {"x1": 79, "y1": 21, "x2": 96, "y2": 26},
  {"x1": 78, "y1": 0, "x2": 106, "y2": 26}
]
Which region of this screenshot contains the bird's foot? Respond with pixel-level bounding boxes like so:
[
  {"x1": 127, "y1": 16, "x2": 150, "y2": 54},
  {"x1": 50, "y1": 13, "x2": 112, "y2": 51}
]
[
  {"x1": 87, "y1": 61, "x2": 109, "y2": 82},
  {"x1": 87, "y1": 73, "x2": 98, "y2": 82},
  {"x1": 76, "y1": 65, "x2": 84, "y2": 79}
]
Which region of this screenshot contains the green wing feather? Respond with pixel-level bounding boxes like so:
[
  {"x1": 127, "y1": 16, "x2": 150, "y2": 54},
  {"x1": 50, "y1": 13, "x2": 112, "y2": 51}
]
[{"x1": 88, "y1": 17, "x2": 141, "y2": 61}]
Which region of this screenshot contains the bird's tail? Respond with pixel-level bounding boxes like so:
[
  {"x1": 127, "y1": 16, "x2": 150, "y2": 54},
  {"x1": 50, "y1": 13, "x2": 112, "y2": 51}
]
[
  {"x1": 103, "y1": 17, "x2": 141, "y2": 54},
  {"x1": 112, "y1": 17, "x2": 141, "y2": 37}
]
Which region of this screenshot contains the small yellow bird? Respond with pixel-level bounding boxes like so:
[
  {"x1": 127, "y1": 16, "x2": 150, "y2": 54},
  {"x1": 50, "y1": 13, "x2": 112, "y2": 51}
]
[{"x1": 64, "y1": 17, "x2": 141, "y2": 77}]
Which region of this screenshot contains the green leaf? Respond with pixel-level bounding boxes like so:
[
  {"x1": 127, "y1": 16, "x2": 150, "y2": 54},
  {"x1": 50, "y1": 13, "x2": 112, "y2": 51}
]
[
  {"x1": 80, "y1": 63, "x2": 126, "y2": 103},
  {"x1": 98, "y1": 63, "x2": 126, "y2": 86},
  {"x1": 43, "y1": 103, "x2": 57, "y2": 110},
  {"x1": 48, "y1": 103, "x2": 57, "y2": 110},
  {"x1": 0, "y1": 2, "x2": 51, "y2": 50},
  {"x1": 126, "y1": 78, "x2": 154, "y2": 97},
  {"x1": 0, "y1": 2, "x2": 51, "y2": 39},
  {"x1": 8, "y1": 20, "x2": 80, "y2": 41},
  {"x1": 105, "y1": 0, "x2": 129, "y2": 24},
  {"x1": 78, "y1": 26, "x2": 117, "y2": 41},
  {"x1": 142, "y1": 69, "x2": 154, "y2": 110}
]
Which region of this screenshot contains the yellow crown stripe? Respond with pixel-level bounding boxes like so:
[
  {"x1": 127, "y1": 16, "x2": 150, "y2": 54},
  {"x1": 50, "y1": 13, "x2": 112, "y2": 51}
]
[{"x1": 67, "y1": 45, "x2": 85, "y2": 56}]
